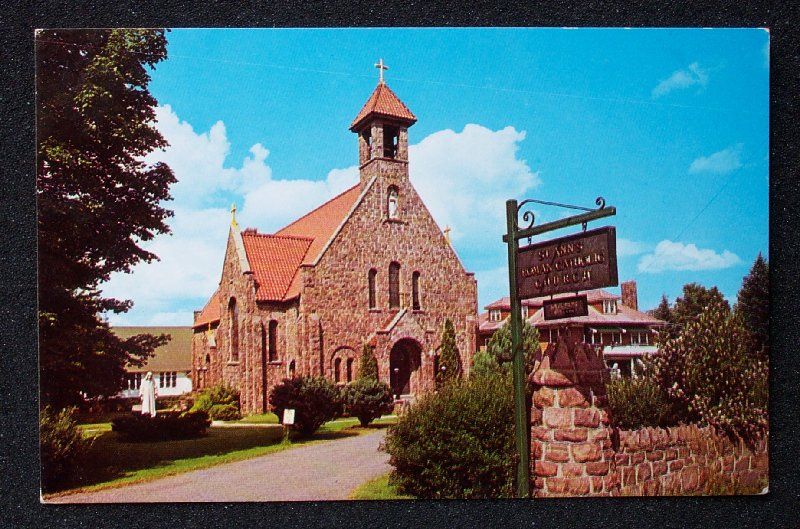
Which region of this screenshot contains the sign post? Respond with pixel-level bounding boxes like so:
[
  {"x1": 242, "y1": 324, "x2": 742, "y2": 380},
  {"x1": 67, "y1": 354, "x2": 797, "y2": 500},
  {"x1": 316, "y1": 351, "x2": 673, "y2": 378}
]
[
  {"x1": 282, "y1": 408, "x2": 295, "y2": 444},
  {"x1": 504, "y1": 197, "x2": 616, "y2": 498}
]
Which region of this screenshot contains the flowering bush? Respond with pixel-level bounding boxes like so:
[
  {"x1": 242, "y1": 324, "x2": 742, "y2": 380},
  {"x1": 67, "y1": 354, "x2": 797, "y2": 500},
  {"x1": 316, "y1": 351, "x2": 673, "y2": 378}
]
[
  {"x1": 605, "y1": 376, "x2": 674, "y2": 429},
  {"x1": 649, "y1": 300, "x2": 768, "y2": 444}
]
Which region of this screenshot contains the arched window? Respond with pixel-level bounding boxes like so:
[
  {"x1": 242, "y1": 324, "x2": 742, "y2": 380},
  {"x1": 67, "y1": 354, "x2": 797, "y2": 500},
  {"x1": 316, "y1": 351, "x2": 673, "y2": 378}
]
[
  {"x1": 346, "y1": 358, "x2": 354, "y2": 382},
  {"x1": 387, "y1": 186, "x2": 399, "y2": 219},
  {"x1": 268, "y1": 320, "x2": 278, "y2": 362},
  {"x1": 289, "y1": 360, "x2": 296, "y2": 379},
  {"x1": 228, "y1": 298, "x2": 239, "y2": 362},
  {"x1": 334, "y1": 358, "x2": 342, "y2": 383},
  {"x1": 260, "y1": 323, "x2": 267, "y2": 362},
  {"x1": 389, "y1": 262, "x2": 400, "y2": 308},
  {"x1": 412, "y1": 271, "x2": 421, "y2": 310},
  {"x1": 368, "y1": 268, "x2": 377, "y2": 309}
]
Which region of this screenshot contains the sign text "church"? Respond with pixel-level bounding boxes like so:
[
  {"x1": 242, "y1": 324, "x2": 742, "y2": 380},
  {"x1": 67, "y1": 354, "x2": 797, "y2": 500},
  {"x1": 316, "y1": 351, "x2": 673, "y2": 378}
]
[{"x1": 516, "y1": 226, "x2": 618, "y2": 299}]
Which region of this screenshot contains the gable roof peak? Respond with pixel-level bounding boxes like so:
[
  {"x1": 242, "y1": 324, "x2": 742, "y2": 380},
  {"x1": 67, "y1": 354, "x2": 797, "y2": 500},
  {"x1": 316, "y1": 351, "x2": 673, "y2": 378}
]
[{"x1": 350, "y1": 82, "x2": 417, "y2": 132}]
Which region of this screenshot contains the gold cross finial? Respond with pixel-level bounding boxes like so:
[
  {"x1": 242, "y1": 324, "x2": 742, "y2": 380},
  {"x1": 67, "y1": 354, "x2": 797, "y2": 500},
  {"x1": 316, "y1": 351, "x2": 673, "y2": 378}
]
[
  {"x1": 375, "y1": 58, "x2": 388, "y2": 84},
  {"x1": 444, "y1": 225, "x2": 451, "y2": 244},
  {"x1": 230, "y1": 202, "x2": 238, "y2": 226}
]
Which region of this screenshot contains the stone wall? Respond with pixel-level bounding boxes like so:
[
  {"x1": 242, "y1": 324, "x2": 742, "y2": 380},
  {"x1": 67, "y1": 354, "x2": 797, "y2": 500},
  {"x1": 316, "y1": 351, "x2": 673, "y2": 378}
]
[{"x1": 529, "y1": 337, "x2": 768, "y2": 496}]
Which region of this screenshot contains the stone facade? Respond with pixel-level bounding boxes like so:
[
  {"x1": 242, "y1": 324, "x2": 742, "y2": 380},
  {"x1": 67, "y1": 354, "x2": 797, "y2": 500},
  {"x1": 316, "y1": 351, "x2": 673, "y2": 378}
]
[{"x1": 192, "y1": 81, "x2": 478, "y2": 414}]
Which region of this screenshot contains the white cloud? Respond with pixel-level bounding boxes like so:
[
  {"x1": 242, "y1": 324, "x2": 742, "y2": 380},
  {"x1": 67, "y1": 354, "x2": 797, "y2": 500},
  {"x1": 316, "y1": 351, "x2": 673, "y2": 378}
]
[
  {"x1": 616, "y1": 238, "x2": 650, "y2": 257},
  {"x1": 410, "y1": 124, "x2": 540, "y2": 246},
  {"x1": 637, "y1": 240, "x2": 741, "y2": 273},
  {"x1": 103, "y1": 109, "x2": 538, "y2": 325},
  {"x1": 688, "y1": 144, "x2": 743, "y2": 175},
  {"x1": 652, "y1": 62, "x2": 709, "y2": 98}
]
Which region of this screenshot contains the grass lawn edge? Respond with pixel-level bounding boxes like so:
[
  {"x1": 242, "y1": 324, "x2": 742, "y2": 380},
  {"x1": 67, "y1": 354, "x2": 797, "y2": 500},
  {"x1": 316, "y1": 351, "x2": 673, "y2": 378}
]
[
  {"x1": 45, "y1": 416, "x2": 395, "y2": 500},
  {"x1": 348, "y1": 472, "x2": 414, "y2": 500}
]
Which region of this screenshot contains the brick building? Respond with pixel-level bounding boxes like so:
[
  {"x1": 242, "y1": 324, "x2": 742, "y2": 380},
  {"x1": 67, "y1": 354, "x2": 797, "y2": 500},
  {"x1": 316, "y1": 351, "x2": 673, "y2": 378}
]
[
  {"x1": 192, "y1": 78, "x2": 478, "y2": 414},
  {"x1": 478, "y1": 281, "x2": 665, "y2": 377}
]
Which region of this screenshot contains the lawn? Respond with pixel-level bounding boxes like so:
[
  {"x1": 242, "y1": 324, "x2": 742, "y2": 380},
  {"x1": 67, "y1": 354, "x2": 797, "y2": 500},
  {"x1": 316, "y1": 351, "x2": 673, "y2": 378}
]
[
  {"x1": 46, "y1": 415, "x2": 396, "y2": 499},
  {"x1": 349, "y1": 473, "x2": 414, "y2": 500}
]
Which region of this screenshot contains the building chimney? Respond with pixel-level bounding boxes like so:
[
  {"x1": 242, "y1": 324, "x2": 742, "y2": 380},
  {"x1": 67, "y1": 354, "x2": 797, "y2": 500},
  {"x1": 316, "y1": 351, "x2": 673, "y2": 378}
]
[
  {"x1": 193, "y1": 310, "x2": 202, "y2": 323},
  {"x1": 621, "y1": 280, "x2": 638, "y2": 311}
]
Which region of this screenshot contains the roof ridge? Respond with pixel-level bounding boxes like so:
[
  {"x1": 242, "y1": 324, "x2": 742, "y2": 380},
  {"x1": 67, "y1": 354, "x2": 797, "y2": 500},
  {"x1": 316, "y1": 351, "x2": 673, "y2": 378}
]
[
  {"x1": 276, "y1": 183, "x2": 360, "y2": 234},
  {"x1": 242, "y1": 231, "x2": 314, "y2": 242}
]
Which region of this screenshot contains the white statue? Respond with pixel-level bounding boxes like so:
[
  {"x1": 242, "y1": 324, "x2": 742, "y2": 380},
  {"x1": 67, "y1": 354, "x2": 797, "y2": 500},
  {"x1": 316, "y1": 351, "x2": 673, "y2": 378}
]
[
  {"x1": 388, "y1": 188, "x2": 398, "y2": 218},
  {"x1": 610, "y1": 362, "x2": 621, "y2": 380},
  {"x1": 140, "y1": 371, "x2": 157, "y2": 417}
]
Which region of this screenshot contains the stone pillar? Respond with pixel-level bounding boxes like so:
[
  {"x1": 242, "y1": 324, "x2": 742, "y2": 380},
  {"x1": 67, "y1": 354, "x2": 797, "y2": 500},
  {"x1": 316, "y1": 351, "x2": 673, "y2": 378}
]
[
  {"x1": 529, "y1": 335, "x2": 617, "y2": 497},
  {"x1": 530, "y1": 364, "x2": 617, "y2": 496}
]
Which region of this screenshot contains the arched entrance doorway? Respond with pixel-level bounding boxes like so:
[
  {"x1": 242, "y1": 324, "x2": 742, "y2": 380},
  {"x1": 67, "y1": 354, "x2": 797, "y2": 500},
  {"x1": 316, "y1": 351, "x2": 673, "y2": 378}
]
[{"x1": 389, "y1": 339, "x2": 422, "y2": 398}]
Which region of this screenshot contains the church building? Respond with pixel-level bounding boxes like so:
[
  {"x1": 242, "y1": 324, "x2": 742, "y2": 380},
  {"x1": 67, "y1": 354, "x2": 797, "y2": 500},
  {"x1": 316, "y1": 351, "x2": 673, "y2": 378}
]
[{"x1": 192, "y1": 68, "x2": 478, "y2": 414}]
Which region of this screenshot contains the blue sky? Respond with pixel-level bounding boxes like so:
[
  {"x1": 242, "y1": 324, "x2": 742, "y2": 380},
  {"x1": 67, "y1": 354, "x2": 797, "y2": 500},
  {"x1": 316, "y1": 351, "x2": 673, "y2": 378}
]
[{"x1": 103, "y1": 28, "x2": 769, "y2": 326}]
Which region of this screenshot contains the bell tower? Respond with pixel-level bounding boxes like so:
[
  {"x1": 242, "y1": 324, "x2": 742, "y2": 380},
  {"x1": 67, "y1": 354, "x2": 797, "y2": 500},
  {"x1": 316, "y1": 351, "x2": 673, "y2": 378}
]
[{"x1": 350, "y1": 59, "x2": 417, "y2": 188}]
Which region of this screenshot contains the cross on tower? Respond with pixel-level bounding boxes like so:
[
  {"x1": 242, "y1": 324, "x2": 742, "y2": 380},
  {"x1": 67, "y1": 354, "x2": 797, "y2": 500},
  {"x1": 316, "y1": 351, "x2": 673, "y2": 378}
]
[
  {"x1": 230, "y1": 202, "x2": 237, "y2": 225},
  {"x1": 375, "y1": 58, "x2": 389, "y2": 84}
]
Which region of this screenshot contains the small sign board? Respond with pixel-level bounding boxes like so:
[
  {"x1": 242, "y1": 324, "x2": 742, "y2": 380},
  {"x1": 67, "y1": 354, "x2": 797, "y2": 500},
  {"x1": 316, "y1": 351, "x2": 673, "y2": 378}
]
[
  {"x1": 517, "y1": 226, "x2": 618, "y2": 299},
  {"x1": 282, "y1": 408, "x2": 295, "y2": 426},
  {"x1": 543, "y1": 295, "x2": 589, "y2": 321}
]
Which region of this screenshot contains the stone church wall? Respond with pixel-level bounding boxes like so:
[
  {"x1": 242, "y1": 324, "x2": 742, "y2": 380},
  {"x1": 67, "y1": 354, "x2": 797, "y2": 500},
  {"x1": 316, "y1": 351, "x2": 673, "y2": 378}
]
[{"x1": 301, "y1": 174, "x2": 478, "y2": 393}]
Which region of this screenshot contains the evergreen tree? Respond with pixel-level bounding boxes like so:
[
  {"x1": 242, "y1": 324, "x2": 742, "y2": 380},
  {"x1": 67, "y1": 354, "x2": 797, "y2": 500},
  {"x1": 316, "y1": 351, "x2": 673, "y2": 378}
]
[
  {"x1": 669, "y1": 283, "x2": 730, "y2": 338},
  {"x1": 651, "y1": 294, "x2": 672, "y2": 323},
  {"x1": 37, "y1": 29, "x2": 175, "y2": 407},
  {"x1": 437, "y1": 319, "x2": 462, "y2": 386},
  {"x1": 735, "y1": 253, "x2": 769, "y2": 357},
  {"x1": 485, "y1": 318, "x2": 540, "y2": 375},
  {"x1": 359, "y1": 343, "x2": 379, "y2": 382}
]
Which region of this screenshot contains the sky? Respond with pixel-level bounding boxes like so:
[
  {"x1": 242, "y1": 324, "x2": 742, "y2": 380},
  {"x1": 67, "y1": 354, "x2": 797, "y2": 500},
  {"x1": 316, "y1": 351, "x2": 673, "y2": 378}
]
[{"x1": 102, "y1": 28, "x2": 770, "y2": 326}]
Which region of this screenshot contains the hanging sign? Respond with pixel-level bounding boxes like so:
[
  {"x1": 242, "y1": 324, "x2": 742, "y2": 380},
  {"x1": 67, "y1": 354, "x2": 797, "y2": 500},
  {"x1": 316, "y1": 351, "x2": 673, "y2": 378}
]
[
  {"x1": 517, "y1": 226, "x2": 618, "y2": 299},
  {"x1": 543, "y1": 295, "x2": 589, "y2": 321}
]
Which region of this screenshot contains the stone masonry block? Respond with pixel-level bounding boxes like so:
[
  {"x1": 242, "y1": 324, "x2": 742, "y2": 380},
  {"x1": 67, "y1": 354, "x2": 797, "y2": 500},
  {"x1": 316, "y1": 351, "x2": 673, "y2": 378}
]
[
  {"x1": 572, "y1": 442, "x2": 602, "y2": 463},
  {"x1": 543, "y1": 407, "x2": 572, "y2": 429}
]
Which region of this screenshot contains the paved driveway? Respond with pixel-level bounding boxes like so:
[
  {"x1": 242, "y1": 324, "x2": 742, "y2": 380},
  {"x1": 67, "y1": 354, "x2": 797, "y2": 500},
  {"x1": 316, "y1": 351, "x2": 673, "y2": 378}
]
[{"x1": 49, "y1": 429, "x2": 390, "y2": 503}]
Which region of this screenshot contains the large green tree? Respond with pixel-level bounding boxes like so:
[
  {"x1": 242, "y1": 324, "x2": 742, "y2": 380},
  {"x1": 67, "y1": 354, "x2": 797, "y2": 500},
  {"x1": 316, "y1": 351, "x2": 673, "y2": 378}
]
[
  {"x1": 37, "y1": 29, "x2": 175, "y2": 407},
  {"x1": 735, "y1": 253, "x2": 769, "y2": 358},
  {"x1": 667, "y1": 283, "x2": 730, "y2": 338}
]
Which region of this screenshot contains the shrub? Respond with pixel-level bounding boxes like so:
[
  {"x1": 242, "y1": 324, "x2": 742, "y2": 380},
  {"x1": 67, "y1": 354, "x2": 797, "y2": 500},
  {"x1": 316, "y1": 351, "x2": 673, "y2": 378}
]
[
  {"x1": 343, "y1": 379, "x2": 395, "y2": 426},
  {"x1": 190, "y1": 383, "x2": 240, "y2": 415},
  {"x1": 269, "y1": 376, "x2": 341, "y2": 437},
  {"x1": 40, "y1": 406, "x2": 92, "y2": 491},
  {"x1": 384, "y1": 372, "x2": 515, "y2": 499},
  {"x1": 650, "y1": 300, "x2": 768, "y2": 444},
  {"x1": 484, "y1": 318, "x2": 539, "y2": 375},
  {"x1": 111, "y1": 410, "x2": 211, "y2": 442},
  {"x1": 209, "y1": 403, "x2": 241, "y2": 421},
  {"x1": 471, "y1": 349, "x2": 504, "y2": 378},
  {"x1": 605, "y1": 377, "x2": 674, "y2": 429}
]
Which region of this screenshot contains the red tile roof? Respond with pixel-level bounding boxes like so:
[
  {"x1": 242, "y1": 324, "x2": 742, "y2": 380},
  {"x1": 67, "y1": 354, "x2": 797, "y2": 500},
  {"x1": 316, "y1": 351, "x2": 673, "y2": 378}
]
[
  {"x1": 195, "y1": 183, "x2": 364, "y2": 313},
  {"x1": 241, "y1": 231, "x2": 313, "y2": 301},
  {"x1": 350, "y1": 82, "x2": 417, "y2": 131},
  {"x1": 484, "y1": 289, "x2": 620, "y2": 311},
  {"x1": 479, "y1": 288, "x2": 664, "y2": 333},
  {"x1": 194, "y1": 289, "x2": 221, "y2": 328},
  {"x1": 275, "y1": 184, "x2": 362, "y2": 267}
]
